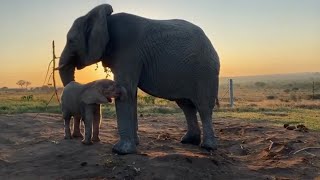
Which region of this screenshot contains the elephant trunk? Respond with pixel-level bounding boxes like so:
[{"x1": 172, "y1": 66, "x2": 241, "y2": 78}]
[
  {"x1": 58, "y1": 47, "x2": 76, "y2": 86},
  {"x1": 119, "y1": 86, "x2": 128, "y2": 101}
]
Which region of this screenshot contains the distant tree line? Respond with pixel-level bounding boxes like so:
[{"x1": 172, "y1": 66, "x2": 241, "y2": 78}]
[{"x1": 16, "y1": 80, "x2": 31, "y2": 89}]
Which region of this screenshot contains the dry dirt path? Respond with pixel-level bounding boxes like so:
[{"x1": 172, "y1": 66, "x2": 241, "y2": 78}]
[{"x1": 0, "y1": 113, "x2": 319, "y2": 179}]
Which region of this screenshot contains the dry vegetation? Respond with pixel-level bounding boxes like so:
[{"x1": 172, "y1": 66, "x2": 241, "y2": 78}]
[{"x1": 1, "y1": 75, "x2": 319, "y2": 130}]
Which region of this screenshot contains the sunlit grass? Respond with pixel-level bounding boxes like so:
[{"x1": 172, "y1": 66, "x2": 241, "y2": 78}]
[
  {"x1": 1, "y1": 80, "x2": 319, "y2": 131},
  {"x1": 216, "y1": 107, "x2": 320, "y2": 130}
]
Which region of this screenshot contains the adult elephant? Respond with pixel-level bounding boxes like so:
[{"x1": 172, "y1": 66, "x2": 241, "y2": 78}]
[{"x1": 58, "y1": 4, "x2": 220, "y2": 154}]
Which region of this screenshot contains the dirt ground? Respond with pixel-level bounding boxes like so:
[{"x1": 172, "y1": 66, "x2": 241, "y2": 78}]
[{"x1": 0, "y1": 113, "x2": 320, "y2": 180}]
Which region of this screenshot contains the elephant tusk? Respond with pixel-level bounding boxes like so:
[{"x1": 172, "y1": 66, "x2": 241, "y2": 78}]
[{"x1": 54, "y1": 64, "x2": 66, "y2": 71}]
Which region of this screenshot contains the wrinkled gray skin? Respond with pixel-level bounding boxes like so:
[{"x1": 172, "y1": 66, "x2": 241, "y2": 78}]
[
  {"x1": 58, "y1": 4, "x2": 220, "y2": 154},
  {"x1": 61, "y1": 79, "x2": 126, "y2": 145}
]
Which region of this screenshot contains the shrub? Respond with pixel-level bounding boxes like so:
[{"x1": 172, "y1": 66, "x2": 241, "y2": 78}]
[
  {"x1": 292, "y1": 87, "x2": 299, "y2": 91},
  {"x1": 141, "y1": 95, "x2": 156, "y2": 105},
  {"x1": 283, "y1": 89, "x2": 291, "y2": 93},
  {"x1": 306, "y1": 94, "x2": 320, "y2": 100},
  {"x1": 254, "y1": 82, "x2": 266, "y2": 88},
  {"x1": 21, "y1": 95, "x2": 34, "y2": 101},
  {"x1": 290, "y1": 94, "x2": 298, "y2": 102},
  {"x1": 266, "y1": 95, "x2": 277, "y2": 100}
]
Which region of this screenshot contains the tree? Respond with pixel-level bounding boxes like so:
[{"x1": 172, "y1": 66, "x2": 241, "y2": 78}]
[
  {"x1": 104, "y1": 67, "x2": 112, "y2": 79},
  {"x1": 16, "y1": 80, "x2": 26, "y2": 88},
  {"x1": 254, "y1": 81, "x2": 266, "y2": 88},
  {"x1": 25, "y1": 81, "x2": 31, "y2": 89}
]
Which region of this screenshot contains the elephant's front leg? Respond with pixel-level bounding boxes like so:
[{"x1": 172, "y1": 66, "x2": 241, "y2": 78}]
[
  {"x1": 112, "y1": 90, "x2": 138, "y2": 154},
  {"x1": 81, "y1": 105, "x2": 94, "y2": 145},
  {"x1": 92, "y1": 105, "x2": 101, "y2": 142}
]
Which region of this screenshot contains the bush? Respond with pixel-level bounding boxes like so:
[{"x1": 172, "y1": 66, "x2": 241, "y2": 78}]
[
  {"x1": 283, "y1": 89, "x2": 291, "y2": 93},
  {"x1": 254, "y1": 82, "x2": 266, "y2": 88},
  {"x1": 306, "y1": 94, "x2": 320, "y2": 100},
  {"x1": 21, "y1": 95, "x2": 34, "y2": 101},
  {"x1": 290, "y1": 94, "x2": 298, "y2": 102},
  {"x1": 292, "y1": 87, "x2": 299, "y2": 91},
  {"x1": 139, "y1": 95, "x2": 156, "y2": 105},
  {"x1": 266, "y1": 95, "x2": 277, "y2": 100}
]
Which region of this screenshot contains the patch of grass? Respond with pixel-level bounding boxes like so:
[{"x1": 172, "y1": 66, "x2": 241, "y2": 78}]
[
  {"x1": 1, "y1": 83, "x2": 319, "y2": 132},
  {"x1": 101, "y1": 104, "x2": 117, "y2": 118},
  {"x1": 138, "y1": 105, "x2": 181, "y2": 115},
  {"x1": 101, "y1": 103, "x2": 181, "y2": 118},
  {"x1": 216, "y1": 108, "x2": 320, "y2": 130}
]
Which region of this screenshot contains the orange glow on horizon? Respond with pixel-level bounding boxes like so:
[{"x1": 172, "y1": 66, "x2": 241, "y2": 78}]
[{"x1": 73, "y1": 62, "x2": 114, "y2": 85}]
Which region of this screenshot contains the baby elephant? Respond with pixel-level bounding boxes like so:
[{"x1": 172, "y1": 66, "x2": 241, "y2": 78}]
[{"x1": 61, "y1": 79, "x2": 126, "y2": 145}]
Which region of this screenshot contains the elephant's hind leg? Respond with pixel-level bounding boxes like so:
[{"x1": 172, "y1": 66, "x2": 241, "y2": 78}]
[
  {"x1": 197, "y1": 103, "x2": 217, "y2": 151},
  {"x1": 133, "y1": 93, "x2": 139, "y2": 145},
  {"x1": 176, "y1": 99, "x2": 201, "y2": 145},
  {"x1": 72, "y1": 115, "x2": 83, "y2": 138},
  {"x1": 63, "y1": 113, "x2": 72, "y2": 139}
]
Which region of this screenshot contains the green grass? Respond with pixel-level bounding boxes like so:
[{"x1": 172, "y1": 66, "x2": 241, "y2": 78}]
[
  {"x1": 216, "y1": 107, "x2": 320, "y2": 130},
  {"x1": 0, "y1": 90, "x2": 180, "y2": 116},
  {"x1": 1, "y1": 84, "x2": 319, "y2": 131}
]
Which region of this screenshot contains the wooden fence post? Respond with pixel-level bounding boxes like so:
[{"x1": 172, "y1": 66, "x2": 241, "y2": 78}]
[
  {"x1": 229, "y1": 79, "x2": 234, "y2": 108},
  {"x1": 312, "y1": 81, "x2": 315, "y2": 100}
]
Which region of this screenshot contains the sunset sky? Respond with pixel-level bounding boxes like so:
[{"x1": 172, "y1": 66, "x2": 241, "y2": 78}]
[{"x1": 0, "y1": 0, "x2": 319, "y2": 87}]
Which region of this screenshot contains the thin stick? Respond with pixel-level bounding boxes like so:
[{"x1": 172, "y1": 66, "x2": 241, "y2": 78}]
[
  {"x1": 52, "y1": 41, "x2": 61, "y2": 105},
  {"x1": 42, "y1": 60, "x2": 53, "y2": 86},
  {"x1": 268, "y1": 140, "x2": 274, "y2": 151},
  {"x1": 304, "y1": 151, "x2": 316, "y2": 157},
  {"x1": 31, "y1": 92, "x2": 56, "y2": 121},
  {"x1": 47, "y1": 72, "x2": 53, "y2": 84},
  {"x1": 293, "y1": 147, "x2": 320, "y2": 155},
  {"x1": 240, "y1": 145, "x2": 244, "y2": 150},
  {"x1": 31, "y1": 41, "x2": 62, "y2": 121}
]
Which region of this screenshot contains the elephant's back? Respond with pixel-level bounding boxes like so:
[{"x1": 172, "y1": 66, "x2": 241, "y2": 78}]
[
  {"x1": 62, "y1": 81, "x2": 82, "y2": 94},
  {"x1": 141, "y1": 18, "x2": 220, "y2": 76},
  {"x1": 145, "y1": 18, "x2": 208, "y2": 44},
  {"x1": 144, "y1": 18, "x2": 219, "y2": 67},
  {"x1": 61, "y1": 82, "x2": 82, "y2": 113}
]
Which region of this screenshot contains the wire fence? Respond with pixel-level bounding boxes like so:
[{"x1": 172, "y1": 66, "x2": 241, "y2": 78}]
[{"x1": 218, "y1": 79, "x2": 320, "y2": 107}]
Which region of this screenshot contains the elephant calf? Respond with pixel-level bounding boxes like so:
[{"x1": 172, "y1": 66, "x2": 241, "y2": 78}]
[{"x1": 61, "y1": 79, "x2": 126, "y2": 145}]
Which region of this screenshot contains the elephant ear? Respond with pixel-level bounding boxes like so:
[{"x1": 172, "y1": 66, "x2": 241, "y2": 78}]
[
  {"x1": 83, "y1": 4, "x2": 113, "y2": 67},
  {"x1": 81, "y1": 82, "x2": 110, "y2": 104}
]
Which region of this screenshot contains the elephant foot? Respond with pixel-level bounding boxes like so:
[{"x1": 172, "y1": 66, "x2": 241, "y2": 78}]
[
  {"x1": 112, "y1": 139, "x2": 137, "y2": 155},
  {"x1": 181, "y1": 132, "x2": 201, "y2": 145},
  {"x1": 72, "y1": 132, "x2": 83, "y2": 139},
  {"x1": 81, "y1": 140, "x2": 93, "y2": 145},
  {"x1": 201, "y1": 137, "x2": 218, "y2": 151},
  {"x1": 64, "y1": 134, "x2": 72, "y2": 139},
  {"x1": 92, "y1": 136, "x2": 101, "y2": 142}
]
